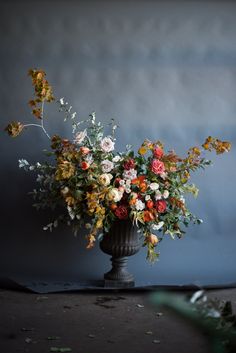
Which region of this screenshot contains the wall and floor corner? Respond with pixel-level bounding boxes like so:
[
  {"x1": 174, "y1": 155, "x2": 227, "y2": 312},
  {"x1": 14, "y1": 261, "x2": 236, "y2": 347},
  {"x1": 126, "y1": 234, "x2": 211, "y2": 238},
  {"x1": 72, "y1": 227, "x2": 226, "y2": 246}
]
[{"x1": 0, "y1": 0, "x2": 235, "y2": 286}]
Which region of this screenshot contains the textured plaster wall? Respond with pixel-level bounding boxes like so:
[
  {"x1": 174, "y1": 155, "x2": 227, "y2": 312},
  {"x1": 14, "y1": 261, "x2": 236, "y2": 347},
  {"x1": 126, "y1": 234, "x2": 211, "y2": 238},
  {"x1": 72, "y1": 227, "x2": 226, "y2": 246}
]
[{"x1": 0, "y1": 1, "x2": 235, "y2": 285}]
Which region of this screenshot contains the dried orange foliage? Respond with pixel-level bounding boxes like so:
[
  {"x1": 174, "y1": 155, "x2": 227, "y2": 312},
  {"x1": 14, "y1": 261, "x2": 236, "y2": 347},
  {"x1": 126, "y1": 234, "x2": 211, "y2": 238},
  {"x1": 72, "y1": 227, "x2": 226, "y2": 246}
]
[
  {"x1": 5, "y1": 121, "x2": 24, "y2": 137},
  {"x1": 28, "y1": 69, "x2": 54, "y2": 119},
  {"x1": 202, "y1": 136, "x2": 231, "y2": 154}
]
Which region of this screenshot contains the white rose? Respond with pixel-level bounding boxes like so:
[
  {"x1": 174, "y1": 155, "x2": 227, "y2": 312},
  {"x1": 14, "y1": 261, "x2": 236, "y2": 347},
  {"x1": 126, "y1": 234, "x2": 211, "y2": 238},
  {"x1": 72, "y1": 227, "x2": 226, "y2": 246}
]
[
  {"x1": 107, "y1": 188, "x2": 123, "y2": 202},
  {"x1": 101, "y1": 159, "x2": 114, "y2": 173},
  {"x1": 98, "y1": 173, "x2": 111, "y2": 186},
  {"x1": 154, "y1": 190, "x2": 162, "y2": 200},
  {"x1": 74, "y1": 129, "x2": 87, "y2": 144},
  {"x1": 100, "y1": 137, "x2": 115, "y2": 152},
  {"x1": 135, "y1": 199, "x2": 145, "y2": 211},
  {"x1": 149, "y1": 182, "x2": 159, "y2": 191},
  {"x1": 163, "y1": 190, "x2": 169, "y2": 199}
]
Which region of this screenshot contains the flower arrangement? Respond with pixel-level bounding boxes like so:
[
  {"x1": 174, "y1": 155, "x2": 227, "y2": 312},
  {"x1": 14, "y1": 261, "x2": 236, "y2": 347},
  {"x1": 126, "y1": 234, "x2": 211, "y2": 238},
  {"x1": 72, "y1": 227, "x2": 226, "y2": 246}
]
[{"x1": 5, "y1": 69, "x2": 231, "y2": 261}]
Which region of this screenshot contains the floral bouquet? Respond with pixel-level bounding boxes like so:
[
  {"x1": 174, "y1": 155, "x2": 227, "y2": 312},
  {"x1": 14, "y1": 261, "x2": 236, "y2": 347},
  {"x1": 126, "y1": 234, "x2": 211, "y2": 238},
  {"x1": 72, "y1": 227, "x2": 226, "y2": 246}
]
[{"x1": 5, "y1": 69, "x2": 231, "y2": 262}]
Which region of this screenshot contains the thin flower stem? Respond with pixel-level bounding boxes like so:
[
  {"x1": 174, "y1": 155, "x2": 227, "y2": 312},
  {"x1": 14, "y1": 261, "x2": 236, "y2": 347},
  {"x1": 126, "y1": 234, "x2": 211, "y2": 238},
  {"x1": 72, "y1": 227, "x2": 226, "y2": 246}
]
[
  {"x1": 24, "y1": 102, "x2": 51, "y2": 140},
  {"x1": 40, "y1": 101, "x2": 51, "y2": 140}
]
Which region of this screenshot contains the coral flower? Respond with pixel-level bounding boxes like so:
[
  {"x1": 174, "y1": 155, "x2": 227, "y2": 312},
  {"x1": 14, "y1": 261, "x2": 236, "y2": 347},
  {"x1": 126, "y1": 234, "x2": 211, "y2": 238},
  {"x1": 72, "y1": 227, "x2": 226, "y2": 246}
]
[
  {"x1": 81, "y1": 161, "x2": 90, "y2": 170},
  {"x1": 153, "y1": 146, "x2": 164, "y2": 159},
  {"x1": 146, "y1": 200, "x2": 154, "y2": 209},
  {"x1": 80, "y1": 146, "x2": 90, "y2": 155}
]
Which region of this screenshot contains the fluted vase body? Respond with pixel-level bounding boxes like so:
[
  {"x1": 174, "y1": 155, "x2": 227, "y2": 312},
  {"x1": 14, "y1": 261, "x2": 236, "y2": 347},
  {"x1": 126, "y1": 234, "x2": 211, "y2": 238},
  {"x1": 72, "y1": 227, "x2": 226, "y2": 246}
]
[{"x1": 99, "y1": 219, "x2": 141, "y2": 287}]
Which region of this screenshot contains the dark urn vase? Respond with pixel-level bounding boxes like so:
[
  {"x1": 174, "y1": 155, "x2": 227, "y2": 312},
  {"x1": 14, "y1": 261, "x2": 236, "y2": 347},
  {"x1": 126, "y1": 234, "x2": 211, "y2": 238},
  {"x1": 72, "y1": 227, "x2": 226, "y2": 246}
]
[{"x1": 99, "y1": 219, "x2": 141, "y2": 288}]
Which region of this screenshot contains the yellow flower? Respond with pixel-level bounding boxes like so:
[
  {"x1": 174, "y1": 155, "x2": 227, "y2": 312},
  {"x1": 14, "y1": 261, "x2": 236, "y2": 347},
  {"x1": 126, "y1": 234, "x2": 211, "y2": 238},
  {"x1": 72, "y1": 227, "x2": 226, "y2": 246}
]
[
  {"x1": 138, "y1": 146, "x2": 148, "y2": 155},
  {"x1": 95, "y1": 218, "x2": 103, "y2": 229},
  {"x1": 86, "y1": 234, "x2": 96, "y2": 249},
  {"x1": 65, "y1": 196, "x2": 76, "y2": 206},
  {"x1": 5, "y1": 121, "x2": 24, "y2": 137},
  {"x1": 55, "y1": 160, "x2": 75, "y2": 180}
]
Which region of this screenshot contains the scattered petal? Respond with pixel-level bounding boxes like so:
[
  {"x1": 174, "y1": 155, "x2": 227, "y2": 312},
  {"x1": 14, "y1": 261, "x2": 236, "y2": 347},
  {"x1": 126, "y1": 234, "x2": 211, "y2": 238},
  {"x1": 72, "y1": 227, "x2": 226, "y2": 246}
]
[
  {"x1": 145, "y1": 331, "x2": 153, "y2": 335},
  {"x1": 88, "y1": 334, "x2": 95, "y2": 338},
  {"x1": 25, "y1": 337, "x2": 32, "y2": 344}
]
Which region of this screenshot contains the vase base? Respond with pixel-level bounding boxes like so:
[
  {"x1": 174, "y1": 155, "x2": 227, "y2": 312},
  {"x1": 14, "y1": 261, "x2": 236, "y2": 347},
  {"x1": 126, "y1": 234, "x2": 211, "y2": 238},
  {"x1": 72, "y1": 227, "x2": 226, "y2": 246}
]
[{"x1": 103, "y1": 279, "x2": 135, "y2": 288}]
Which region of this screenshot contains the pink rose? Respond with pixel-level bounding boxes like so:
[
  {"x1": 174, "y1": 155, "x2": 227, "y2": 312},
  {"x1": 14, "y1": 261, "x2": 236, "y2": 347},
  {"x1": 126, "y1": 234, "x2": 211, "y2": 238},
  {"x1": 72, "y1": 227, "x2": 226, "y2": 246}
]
[
  {"x1": 153, "y1": 146, "x2": 164, "y2": 159},
  {"x1": 151, "y1": 159, "x2": 165, "y2": 175}
]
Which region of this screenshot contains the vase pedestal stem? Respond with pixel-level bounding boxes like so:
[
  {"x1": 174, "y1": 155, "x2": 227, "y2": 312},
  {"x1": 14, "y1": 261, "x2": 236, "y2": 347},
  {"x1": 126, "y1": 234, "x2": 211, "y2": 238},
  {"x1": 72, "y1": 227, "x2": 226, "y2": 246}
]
[{"x1": 104, "y1": 256, "x2": 135, "y2": 287}]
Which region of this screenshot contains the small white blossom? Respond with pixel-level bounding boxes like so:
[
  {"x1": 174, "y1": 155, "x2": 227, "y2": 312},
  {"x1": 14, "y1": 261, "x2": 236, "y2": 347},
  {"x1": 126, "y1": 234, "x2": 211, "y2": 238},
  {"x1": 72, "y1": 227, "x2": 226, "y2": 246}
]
[
  {"x1": 180, "y1": 196, "x2": 186, "y2": 204},
  {"x1": 154, "y1": 191, "x2": 162, "y2": 200},
  {"x1": 149, "y1": 182, "x2": 159, "y2": 191},
  {"x1": 112, "y1": 155, "x2": 121, "y2": 163},
  {"x1": 71, "y1": 112, "x2": 77, "y2": 119},
  {"x1": 29, "y1": 166, "x2": 35, "y2": 170},
  {"x1": 125, "y1": 186, "x2": 131, "y2": 194},
  {"x1": 126, "y1": 179, "x2": 131, "y2": 186},
  {"x1": 163, "y1": 190, "x2": 169, "y2": 199},
  {"x1": 100, "y1": 137, "x2": 115, "y2": 152},
  {"x1": 123, "y1": 168, "x2": 137, "y2": 180},
  {"x1": 135, "y1": 199, "x2": 145, "y2": 211},
  {"x1": 19, "y1": 159, "x2": 29, "y2": 168},
  {"x1": 119, "y1": 180, "x2": 125, "y2": 186},
  {"x1": 145, "y1": 195, "x2": 151, "y2": 201},
  {"x1": 101, "y1": 159, "x2": 114, "y2": 173},
  {"x1": 59, "y1": 97, "x2": 65, "y2": 105},
  {"x1": 152, "y1": 221, "x2": 164, "y2": 231},
  {"x1": 74, "y1": 129, "x2": 87, "y2": 144}
]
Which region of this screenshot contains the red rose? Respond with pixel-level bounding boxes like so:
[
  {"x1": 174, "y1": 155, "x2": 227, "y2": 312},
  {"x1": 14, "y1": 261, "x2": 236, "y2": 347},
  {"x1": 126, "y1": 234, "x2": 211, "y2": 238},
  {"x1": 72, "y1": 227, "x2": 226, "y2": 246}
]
[
  {"x1": 115, "y1": 205, "x2": 128, "y2": 220},
  {"x1": 151, "y1": 159, "x2": 165, "y2": 175},
  {"x1": 123, "y1": 159, "x2": 136, "y2": 170},
  {"x1": 153, "y1": 146, "x2": 164, "y2": 159},
  {"x1": 155, "y1": 200, "x2": 167, "y2": 213}
]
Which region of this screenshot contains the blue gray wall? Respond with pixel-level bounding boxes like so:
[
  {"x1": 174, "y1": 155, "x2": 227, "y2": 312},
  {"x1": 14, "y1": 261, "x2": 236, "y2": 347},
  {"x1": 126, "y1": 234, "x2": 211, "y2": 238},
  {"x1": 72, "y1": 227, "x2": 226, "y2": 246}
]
[{"x1": 0, "y1": 1, "x2": 235, "y2": 285}]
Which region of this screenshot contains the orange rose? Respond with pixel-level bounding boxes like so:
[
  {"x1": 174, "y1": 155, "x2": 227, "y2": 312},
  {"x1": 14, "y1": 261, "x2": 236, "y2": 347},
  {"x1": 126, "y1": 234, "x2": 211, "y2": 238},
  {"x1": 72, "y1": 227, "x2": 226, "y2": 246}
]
[
  {"x1": 110, "y1": 203, "x2": 117, "y2": 211},
  {"x1": 140, "y1": 182, "x2": 147, "y2": 192},
  {"x1": 143, "y1": 210, "x2": 155, "y2": 222}
]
